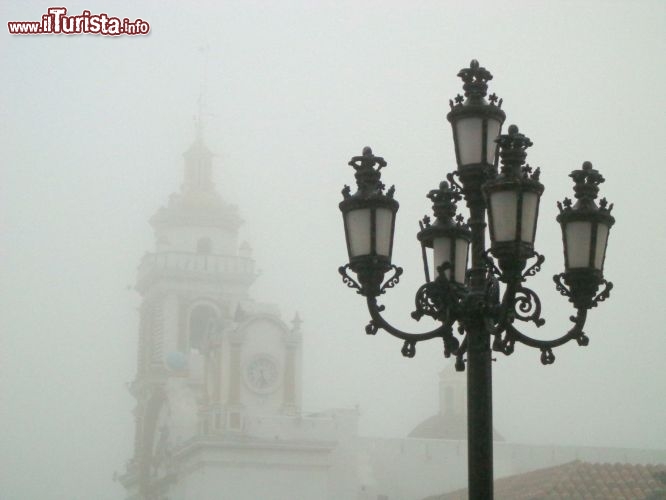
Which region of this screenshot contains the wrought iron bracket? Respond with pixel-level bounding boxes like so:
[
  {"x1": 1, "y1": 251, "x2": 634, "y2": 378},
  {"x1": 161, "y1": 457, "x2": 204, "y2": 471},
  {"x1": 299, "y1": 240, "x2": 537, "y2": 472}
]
[
  {"x1": 339, "y1": 264, "x2": 363, "y2": 294},
  {"x1": 522, "y1": 252, "x2": 545, "y2": 279},
  {"x1": 491, "y1": 279, "x2": 546, "y2": 332},
  {"x1": 446, "y1": 171, "x2": 464, "y2": 194},
  {"x1": 553, "y1": 272, "x2": 571, "y2": 298},
  {"x1": 553, "y1": 273, "x2": 613, "y2": 310},
  {"x1": 411, "y1": 269, "x2": 465, "y2": 323},
  {"x1": 380, "y1": 265, "x2": 403, "y2": 295},
  {"x1": 512, "y1": 285, "x2": 546, "y2": 327},
  {"x1": 591, "y1": 279, "x2": 613, "y2": 308},
  {"x1": 494, "y1": 308, "x2": 589, "y2": 365},
  {"x1": 338, "y1": 263, "x2": 403, "y2": 297},
  {"x1": 365, "y1": 296, "x2": 458, "y2": 359}
]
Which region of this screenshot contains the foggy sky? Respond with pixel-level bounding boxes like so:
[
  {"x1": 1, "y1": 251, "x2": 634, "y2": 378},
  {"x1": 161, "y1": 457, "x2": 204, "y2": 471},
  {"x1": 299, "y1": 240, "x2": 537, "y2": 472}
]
[{"x1": 1, "y1": 1, "x2": 665, "y2": 499}]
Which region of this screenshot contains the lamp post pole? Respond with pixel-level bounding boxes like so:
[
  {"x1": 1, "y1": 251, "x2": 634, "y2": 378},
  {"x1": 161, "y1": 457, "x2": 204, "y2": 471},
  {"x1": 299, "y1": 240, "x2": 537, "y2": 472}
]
[
  {"x1": 338, "y1": 60, "x2": 614, "y2": 500},
  {"x1": 467, "y1": 202, "x2": 494, "y2": 499}
]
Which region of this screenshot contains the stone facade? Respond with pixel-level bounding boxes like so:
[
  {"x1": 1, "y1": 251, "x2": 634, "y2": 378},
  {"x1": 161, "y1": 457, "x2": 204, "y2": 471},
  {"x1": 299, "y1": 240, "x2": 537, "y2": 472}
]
[{"x1": 119, "y1": 130, "x2": 361, "y2": 500}]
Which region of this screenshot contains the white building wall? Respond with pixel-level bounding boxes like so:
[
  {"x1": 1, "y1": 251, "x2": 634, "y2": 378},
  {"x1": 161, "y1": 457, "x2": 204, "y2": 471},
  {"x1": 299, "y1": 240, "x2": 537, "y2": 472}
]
[
  {"x1": 174, "y1": 463, "x2": 329, "y2": 500},
  {"x1": 168, "y1": 442, "x2": 333, "y2": 500},
  {"x1": 361, "y1": 438, "x2": 468, "y2": 500}
]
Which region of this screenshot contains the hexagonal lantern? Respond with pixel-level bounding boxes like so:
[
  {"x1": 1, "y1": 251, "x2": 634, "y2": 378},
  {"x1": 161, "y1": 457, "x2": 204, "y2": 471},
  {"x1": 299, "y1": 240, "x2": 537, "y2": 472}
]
[
  {"x1": 483, "y1": 125, "x2": 544, "y2": 277},
  {"x1": 447, "y1": 60, "x2": 506, "y2": 179},
  {"x1": 417, "y1": 181, "x2": 470, "y2": 284},
  {"x1": 555, "y1": 161, "x2": 615, "y2": 309},
  {"x1": 339, "y1": 147, "x2": 399, "y2": 295}
]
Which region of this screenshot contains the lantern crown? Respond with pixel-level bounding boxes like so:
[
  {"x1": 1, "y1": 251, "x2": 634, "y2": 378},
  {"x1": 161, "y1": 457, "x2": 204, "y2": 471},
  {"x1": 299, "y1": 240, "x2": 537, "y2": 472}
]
[
  {"x1": 457, "y1": 59, "x2": 493, "y2": 102},
  {"x1": 427, "y1": 181, "x2": 463, "y2": 222},
  {"x1": 569, "y1": 161, "x2": 609, "y2": 210},
  {"x1": 496, "y1": 125, "x2": 534, "y2": 177},
  {"x1": 557, "y1": 162, "x2": 614, "y2": 217},
  {"x1": 343, "y1": 146, "x2": 393, "y2": 198}
]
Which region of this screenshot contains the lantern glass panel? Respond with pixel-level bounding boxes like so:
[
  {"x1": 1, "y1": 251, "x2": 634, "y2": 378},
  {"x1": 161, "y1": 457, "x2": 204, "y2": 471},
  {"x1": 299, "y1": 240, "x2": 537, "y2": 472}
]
[
  {"x1": 485, "y1": 119, "x2": 502, "y2": 164},
  {"x1": 456, "y1": 118, "x2": 483, "y2": 165},
  {"x1": 594, "y1": 223, "x2": 609, "y2": 270},
  {"x1": 345, "y1": 208, "x2": 371, "y2": 257},
  {"x1": 454, "y1": 239, "x2": 469, "y2": 284},
  {"x1": 520, "y1": 192, "x2": 539, "y2": 244},
  {"x1": 375, "y1": 208, "x2": 394, "y2": 258},
  {"x1": 490, "y1": 190, "x2": 518, "y2": 242},
  {"x1": 565, "y1": 221, "x2": 592, "y2": 268},
  {"x1": 433, "y1": 236, "x2": 452, "y2": 279}
]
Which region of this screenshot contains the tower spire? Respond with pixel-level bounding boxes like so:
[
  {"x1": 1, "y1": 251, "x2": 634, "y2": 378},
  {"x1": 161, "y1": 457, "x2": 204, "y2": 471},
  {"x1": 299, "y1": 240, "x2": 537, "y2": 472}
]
[
  {"x1": 182, "y1": 42, "x2": 214, "y2": 193},
  {"x1": 194, "y1": 42, "x2": 209, "y2": 144}
]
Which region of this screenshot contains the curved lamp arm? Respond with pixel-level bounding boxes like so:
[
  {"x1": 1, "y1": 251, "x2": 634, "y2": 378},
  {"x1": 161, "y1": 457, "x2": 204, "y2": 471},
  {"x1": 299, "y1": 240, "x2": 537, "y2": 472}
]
[
  {"x1": 501, "y1": 309, "x2": 588, "y2": 364},
  {"x1": 489, "y1": 265, "x2": 612, "y2": 364},
  {"x1": 365, "y1": 296, "x2": 458, "y2": 358}
]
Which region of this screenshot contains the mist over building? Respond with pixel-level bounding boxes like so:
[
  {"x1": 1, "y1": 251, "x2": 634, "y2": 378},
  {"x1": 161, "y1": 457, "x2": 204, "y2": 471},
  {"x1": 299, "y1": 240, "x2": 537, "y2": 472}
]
[
  {"x1": 118, "y1": 125, "x2": 666, "y2": 500},
  {"x1": 2, "y1": 3, "x2": 665, "y2": 500}
]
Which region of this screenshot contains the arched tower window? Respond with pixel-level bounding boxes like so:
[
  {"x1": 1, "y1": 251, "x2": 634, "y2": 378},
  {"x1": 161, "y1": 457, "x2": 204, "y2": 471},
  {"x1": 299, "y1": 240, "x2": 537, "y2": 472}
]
[
  {"x1": 188, "y1": 304, "x2": 218, "y2": 353},
  {"x1": 196, "y1": 237, "x2": 212, "y2": 255}
]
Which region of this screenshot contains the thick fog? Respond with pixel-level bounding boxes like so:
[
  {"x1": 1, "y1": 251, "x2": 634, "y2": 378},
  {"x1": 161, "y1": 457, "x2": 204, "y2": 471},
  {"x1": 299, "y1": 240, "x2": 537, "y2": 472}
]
[{"x1": 2, "y1": 1, "x2": 665, "y2": 499}]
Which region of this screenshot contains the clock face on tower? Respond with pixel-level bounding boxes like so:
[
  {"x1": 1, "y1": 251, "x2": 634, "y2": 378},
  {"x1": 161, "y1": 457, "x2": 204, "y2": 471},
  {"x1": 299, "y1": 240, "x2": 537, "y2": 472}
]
[{"x1": 244, "y1": 355, "x2": 280, "y2": 394}]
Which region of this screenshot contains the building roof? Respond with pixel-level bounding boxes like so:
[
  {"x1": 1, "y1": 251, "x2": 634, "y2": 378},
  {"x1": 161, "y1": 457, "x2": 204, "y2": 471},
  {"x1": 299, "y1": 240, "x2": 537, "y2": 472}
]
[
  {"x1": 425, "y1": 460, "x2": 666, "y2": 500},
  {"x1": 409, "y1": 413, "x2": 504, "y2": 441}
]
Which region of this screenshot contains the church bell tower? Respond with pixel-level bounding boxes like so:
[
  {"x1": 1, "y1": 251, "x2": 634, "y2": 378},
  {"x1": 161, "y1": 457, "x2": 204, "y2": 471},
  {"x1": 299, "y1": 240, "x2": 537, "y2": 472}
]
[{"x1": 119, "y1": 125, "x2": 305, "y2": 500}]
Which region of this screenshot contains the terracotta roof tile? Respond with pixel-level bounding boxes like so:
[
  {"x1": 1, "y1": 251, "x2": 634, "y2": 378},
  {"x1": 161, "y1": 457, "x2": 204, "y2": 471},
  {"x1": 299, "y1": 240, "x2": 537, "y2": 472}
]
[{"x1": 425, "y1": 460, "x2": 666, "y2": 500}]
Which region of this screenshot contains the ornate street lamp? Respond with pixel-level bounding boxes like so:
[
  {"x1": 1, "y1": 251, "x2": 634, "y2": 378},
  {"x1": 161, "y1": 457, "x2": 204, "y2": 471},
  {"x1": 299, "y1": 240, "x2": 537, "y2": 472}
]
[
  {"x1": 417, "y1": 181, "x2": 471, "y2": 285},
  {"x1": 339, "y1": 148, "x2": 400, "y2": 298},
  {"x1": 338, "y1": 60, "x2": 615, "y2": 500}
]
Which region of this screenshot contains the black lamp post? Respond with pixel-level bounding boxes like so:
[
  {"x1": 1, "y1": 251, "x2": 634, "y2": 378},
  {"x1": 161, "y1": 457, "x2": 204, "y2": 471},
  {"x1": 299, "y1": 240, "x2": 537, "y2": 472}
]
[{"x1": 338, "y1": 60, "x2": 615, "y2": 500}]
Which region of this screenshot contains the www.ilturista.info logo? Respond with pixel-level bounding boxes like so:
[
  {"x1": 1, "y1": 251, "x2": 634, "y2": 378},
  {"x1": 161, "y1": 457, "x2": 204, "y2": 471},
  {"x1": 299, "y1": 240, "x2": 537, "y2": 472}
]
[{"x1": 8, "y1": 7, "x2": 150, "y2": 36}]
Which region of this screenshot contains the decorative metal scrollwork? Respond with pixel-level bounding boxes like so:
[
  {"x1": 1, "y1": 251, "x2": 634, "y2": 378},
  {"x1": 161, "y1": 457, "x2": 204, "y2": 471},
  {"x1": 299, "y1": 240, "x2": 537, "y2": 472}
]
[
  {"x1": 523, "y1": 252, "x2": 545, "y2": 279},
  {"x1": 540, "y1": 348, "x2": 555, "y2": 365},
  {"x1": 495, "y1": 335, "x2": 515, "y2": 355},
  {"x1": 362, "y1": 296, "x2": 458, "y2": 359},
  {"x1": 576, "y1": 334, "x2": 589, "y2": 346},
  {"x1": 401, "y1": 340, "x2": 416, "y2": 358},
  {"x1": 503, "y1": 339, "x2": 515, "y2": 355},
  {"x1": 411, "y1": 268, "x2": 463, "y2": 322},
  {"x1": 553, "y1": 273, "x2": 571, "y2": 297},
  {"x1": 445, "y1": 171, "x2": 464, "y2": 193},
  {"x1": 412, "y1": 281, "x2": 445, "y2": 321},
  {"x1": 513, "y1": 286, "x2": 545, "y2": 327},
  {"x1": 339, "y1": 264, "x2": 362, "y2": 294},
  {"x1": 591, "y1": 280, "x2": 613, "y2": 308},
  {"x1": 380, "y1": 265, "x2": 403, "y2": 294},
  {"x1": 338, "y1": 263, "x2": 404, "y2": 297}
]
